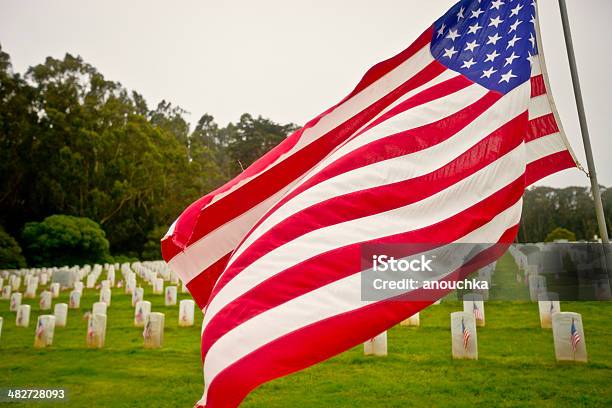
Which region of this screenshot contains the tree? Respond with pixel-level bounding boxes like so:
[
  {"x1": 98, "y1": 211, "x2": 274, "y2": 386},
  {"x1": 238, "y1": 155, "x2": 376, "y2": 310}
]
[
  {"x1": 22, "y1": 215, "x2": 110, "y2": 267},
  {"x1": 141, "y1": 225, "x2": 169, "y2": 260},
  {"x1": 0, "y1": 226, "x2": 26, "y2": 269},
  {"x1": 544, "y1": 227, "x2": 577, "y2": 243}
]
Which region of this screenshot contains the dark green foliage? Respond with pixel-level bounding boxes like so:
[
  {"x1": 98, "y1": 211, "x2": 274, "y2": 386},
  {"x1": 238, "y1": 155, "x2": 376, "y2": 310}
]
[
  {"x1": 0, "y1": 226, "x2": 26, "y2": 268},
  {"x1": 21, "y1": 215, "x2": 110, "y2": 267},
  {"x1": 545, "y1": 227, "x2": 577, "y2": 243},
  {"x1": 141, "y1": 225, "x2": 169, "y2": 260},
  {"x1": 519, "y1": 186, "x2": 611, "y2": 243},
  {"x1": 0, "y1": 45, "x2": 296, "y2": 263}
]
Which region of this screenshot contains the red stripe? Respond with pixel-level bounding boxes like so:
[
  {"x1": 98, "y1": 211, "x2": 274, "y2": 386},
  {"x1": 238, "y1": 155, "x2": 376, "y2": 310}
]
[
  {"x1": 525, "y1": 150, "x2": 576, "y2": 186},
  {"x1": 201, "y1": 156, "x2": 526, "y2": 361},
  {"x1": 208, "y1": 92, "x2": 508, "y2": 299},
  {"x1": 200, "y1": 225, "x2": 519, "y2": 408},
  {"x1": 162, "y1": 28, "x2": 436, "y2": 263},
  {"x1": 530, "y1": 75, "x2": 546, "y2": 98},
  {"x1": 526, "y1": 113, "x2": 559, "y2": 142},
  {"x1": 185, "y1": 253, "x2": 232, "y2": 309}
]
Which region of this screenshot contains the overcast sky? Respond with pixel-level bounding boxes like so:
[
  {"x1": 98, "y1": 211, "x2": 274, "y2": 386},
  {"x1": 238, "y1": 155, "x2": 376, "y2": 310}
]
[{"x1": 1, "y1": 0, "x2": 610, "y2": 188}]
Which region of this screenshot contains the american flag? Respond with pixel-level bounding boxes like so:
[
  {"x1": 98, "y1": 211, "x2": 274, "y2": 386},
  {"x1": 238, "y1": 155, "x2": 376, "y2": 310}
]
[
  {"x1": 87, "y1": 318, "x2": 94, "y2": 340},
  {"x1": 136, "y1": 306, "x2": 144, "y2": 323},
  {"x1": 143, "y1": 321, "x2": 152, "y2": 340},
  {"x1": 36, "y1": 318, "x2": 45, "y2": 339},
  {"x1": 473, "y1": 301, "x2": 484, "y2": 321},
  {"x1": 570, "y1": 318, "x2": 581, "y2": 352},
  {"x1": 162, "y1": 0, "x2": 577, "y2": 406},
  {"x1": 462, "y1": 318, "x2": 471, "y2": 350}
]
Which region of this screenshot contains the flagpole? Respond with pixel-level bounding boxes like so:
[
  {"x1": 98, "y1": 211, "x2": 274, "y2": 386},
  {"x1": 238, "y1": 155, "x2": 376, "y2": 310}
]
[{"x1": 557, "y1": 0, "x2": 609, "y2": 244}]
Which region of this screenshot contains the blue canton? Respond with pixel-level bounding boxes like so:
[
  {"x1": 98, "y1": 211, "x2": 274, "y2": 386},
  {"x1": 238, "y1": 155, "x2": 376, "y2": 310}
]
[{"x1": 431, "y1": 0, "x2": 538, "y2": 94}]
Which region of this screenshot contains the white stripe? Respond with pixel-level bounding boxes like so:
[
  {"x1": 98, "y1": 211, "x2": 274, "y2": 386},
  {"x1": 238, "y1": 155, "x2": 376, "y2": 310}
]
[
  {"x1": 530, "y1": 56, "x2": 542, "y2": 77},
  {"x1": 203, "y1": 142, "x2": 527, "y2": 338},
  {"x1": 230, "y1": 82, "x2": 529, "y2": 264},
  {"x1": 525, "y1": 132, "x2": 567, "y2": 163},
  {"x1": 528, "y1": 94, "x2": 551, "y2": 120},
  {"x1": 202, "y1": 198, "x2": 523, "y2": 397},
  {"x1": 206, "y1": 45, "x2": 436, "y2": 208}
]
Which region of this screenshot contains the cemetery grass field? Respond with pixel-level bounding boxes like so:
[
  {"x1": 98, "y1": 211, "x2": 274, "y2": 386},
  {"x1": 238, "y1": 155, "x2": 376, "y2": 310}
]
[{"x1": 1, "y1": 254, "x2": 611, "y2": 407}]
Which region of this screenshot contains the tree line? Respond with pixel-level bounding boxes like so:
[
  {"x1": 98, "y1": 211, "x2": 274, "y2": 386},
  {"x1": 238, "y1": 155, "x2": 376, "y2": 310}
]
[{"x1": 0, "y1": 44, "x2": 610, "y2": 267}]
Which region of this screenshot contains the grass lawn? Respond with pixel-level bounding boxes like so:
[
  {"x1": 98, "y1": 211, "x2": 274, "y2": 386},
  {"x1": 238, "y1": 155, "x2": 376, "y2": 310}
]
[{"x1": 1, "y1": 254, "x2": 610, "y2": 407}]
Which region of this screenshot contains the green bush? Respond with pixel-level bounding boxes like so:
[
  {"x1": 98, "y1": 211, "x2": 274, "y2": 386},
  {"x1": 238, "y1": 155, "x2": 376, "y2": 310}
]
[
  {"x1": 22, "y1": 215, "x2": 110, "y2": 267},
  {"x1": 0, "y1": 226, "x2": 27, "y2": 269},
  {"x1": 544, "y1": 227, "x2": 577, "y2": 243}
]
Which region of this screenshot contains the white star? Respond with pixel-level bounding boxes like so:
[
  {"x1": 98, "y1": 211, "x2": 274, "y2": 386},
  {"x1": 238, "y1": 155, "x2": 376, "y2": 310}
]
[
  {"x1": 530, "y1": 14, "x2": 536, "y2": 25},
  {"x1": 505, "y1": 52, "x2": 520, "y2": 66},
  {"x1": 465, "y1": 40, "x2": 480, "y2": 52},
  {"x1": 443, "y1": 46, "x2": 458, "y2": 59},
  {"x1": 471, "y1": 8, "x2": 485, "y2": 19},
  {"x1": 481, "y1": 67, "x2": 498, "y2": 79},
  {"x1": 487, "y1": 33, "x2": 502, "y2": 45},
  {"x1": 510, "y1": 3, "x2": 524, "y2": 17},
  {"x1": 529, "y1": 32, "x2": 536, "y2": 48},
  {"x1": 461, "y1": 58, "x2": 477, "y2": 69},
  {"x1": 467, "y1": 23, "x2": 483, "y2": 35},
  {"x1": 527, "y1": 52, "x2": 538, "y2": 66},
  {"x1": 457, "y1": 6, "x2": 465, "y2": 20},
  {"x1": 489, "y1": 16, "x2": 504, "y2": 28},
  {"x1": 491, "y1": 0, "x2": 505, "y2": 10},
  {"x1": 507, "y1": 35, "x2": 522, "y2": 49},
  {"x1": 509, "y1": 19, "x2": 523, "y2": 33},
  {"x1": 485, "y1": 50, "x2": 501, "y2": 62},
  {"x1": 499, "y1": 70, "x2": 518, "y2": 83},
  {"x1": 437, "y1": 23, "x2": 446, "y2": 37},
  {"x1": 446, "y1": 29, "x2": 460, "y2": 41}
]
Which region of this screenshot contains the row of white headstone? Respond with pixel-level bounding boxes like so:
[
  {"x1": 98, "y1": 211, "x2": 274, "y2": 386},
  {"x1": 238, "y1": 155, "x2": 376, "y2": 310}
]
[
  {"x1": 364, "y1": 299, "x2": 587, "y2": 362},
  {"x1": 1, "y1": 261, "x2": 197, "y2": 349}
]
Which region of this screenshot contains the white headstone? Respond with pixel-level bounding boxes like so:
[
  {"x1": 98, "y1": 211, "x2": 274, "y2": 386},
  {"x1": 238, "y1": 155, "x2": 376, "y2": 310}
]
[
  {"x1": 463, "y1": 293, "x2": 485, "y2": 327},
  {"x1": 164, "y1": 286, "x2": 177, "y2": 306},
  {"x1": 86, "y1": 273, "x2": 97, "y2": 289},
  {"x1": 74, "y1": 281, "x2": 84, "y2": 293},
  {"x1": 41, "y1": 273, "x2": 49, "y2": 285},
  {"x1": 552, "y1": 312, "x2": 587, "y2": 362},
  {"x1": 132, "y1": 287, "x2": 144, "y2": 306},
  {"x1": 125, "y1": 276, "x2": 136, "y2": 294},
  {"x1": 538, "y1": 293, "x2": 560, "y2": 329},
  {"x1": 54, "y1": 303, "x2": 68, "y2": 327},
  {"x1": 400, "y1": 312, "x2": 420, "y2": 327},
  {"x1": 11, "y1": 276, "x2": 21, "y2": 291},
  {"x1": 39, "y1": 290, "x2": 52, "y2": 310},
  {"x1": 99, "y1": 288, "x2": 111, "y2": 306},
  {"x1": 364, "y1": 331, "x2": 387, "y2": 356},
  {"x1": 153, "y1": 278, "x2": 164, "y2": 295},
  {"x1": 178, "y1": 299, "x2": 195, "y2": 327},
  {"x1": 181, "y1": 282, "x2": 188, "y2": 293},
  {"x1": 10, "y1": 292, "x2": 22, "y2": 311},
  {"x1": 92, "y1": 301, "x2": 107, "y2": 316},
  {"x1": 16, "y1": 304, "x2": 31, "y2": 327},
  {"x1": 86, "y1": 313, "x2": 107, "y2": 348},
  {"x1": 50, "y1": 282, "x2": 60, "y2": 298},
  {"x1": 1, "y1": 285, "x2": 11, "y2": 299},
  {"x1": 451, "y1": 312, "x2": 478, "y2": 360},
  {"x1": 134, "y1": 300, "x2": 151, "y2": 327},
  {"x1": 529, "y1": 275, "x2": 547, "y2": 302},
  {"x1": 24, "y1": 282, "x2": 37, "y2": 299},
  {"x1": 101, "y1": 280, "x2": 111, "y2": 291},
  {"x1": 34, "y1": 315, "x2": 56, "y2": 348},
  {"x1": 143, "y1": 312, "x2": 164, "y2": 348},
  {"x1": 0, "y1": 316, "x2": 3, "y2": 344},
  {"x1": 69, "y1": 290, "x2": 81, "y2": 309}
]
